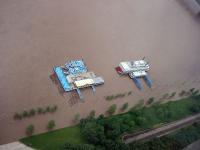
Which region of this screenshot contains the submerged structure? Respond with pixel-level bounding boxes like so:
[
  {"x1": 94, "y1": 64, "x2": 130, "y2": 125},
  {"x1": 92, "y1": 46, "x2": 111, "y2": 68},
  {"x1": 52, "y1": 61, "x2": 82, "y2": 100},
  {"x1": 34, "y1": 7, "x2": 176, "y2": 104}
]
[
  {"x1": 54, "y1": 59, "x2": 104, "y2": 100},
  {"x1": 115, "y1": 58, "x2": 152, "y2": 90}
]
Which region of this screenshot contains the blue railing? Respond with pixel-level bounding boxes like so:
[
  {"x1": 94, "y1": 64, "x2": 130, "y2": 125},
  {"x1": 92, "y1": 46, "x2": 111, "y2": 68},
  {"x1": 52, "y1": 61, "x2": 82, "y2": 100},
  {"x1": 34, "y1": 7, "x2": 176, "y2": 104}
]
[{"x1": 54, "y1": 67, "x2": 71, "y2": 91}]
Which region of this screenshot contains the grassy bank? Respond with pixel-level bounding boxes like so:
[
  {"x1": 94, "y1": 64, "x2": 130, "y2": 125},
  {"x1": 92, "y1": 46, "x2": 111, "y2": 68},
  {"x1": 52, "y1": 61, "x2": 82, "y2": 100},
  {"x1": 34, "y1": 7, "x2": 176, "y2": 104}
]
[
  {"x1": 20, "y1": 125, "x2": 84, "y2": 150},
  {"x1": 129, "y1": 122, "x2": 200, "y2": 150},
  {"x1": 21, "y1": 95, "x2": 200, "y2": 150}
]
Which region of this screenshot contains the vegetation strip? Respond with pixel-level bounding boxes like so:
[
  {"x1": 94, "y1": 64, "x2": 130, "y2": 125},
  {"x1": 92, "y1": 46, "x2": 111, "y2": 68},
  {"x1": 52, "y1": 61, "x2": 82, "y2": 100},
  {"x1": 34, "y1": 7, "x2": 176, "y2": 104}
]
[
  {"x1": 21, "y1": 93, "x2": 200, "y2": 150},
  {"x1": 123, "y1": 113, "x2": 200, "y2": 144}
]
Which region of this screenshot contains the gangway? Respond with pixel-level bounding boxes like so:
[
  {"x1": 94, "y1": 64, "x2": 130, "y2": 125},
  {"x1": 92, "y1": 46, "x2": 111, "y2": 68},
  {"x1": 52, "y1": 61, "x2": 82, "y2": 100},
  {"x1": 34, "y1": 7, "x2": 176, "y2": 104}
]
[
  {"x1": 132, "y1": 77, "x2": 142, "y2": 90},
  {"x1": 91, "y1": 85, "x2": 96, "y2": 92},
  {"x1": 76, "y1": 88, "x2": 83, "y2": 100},
  {"x1": 143, "y1": 75, "x2": 152, "y2": 88}
]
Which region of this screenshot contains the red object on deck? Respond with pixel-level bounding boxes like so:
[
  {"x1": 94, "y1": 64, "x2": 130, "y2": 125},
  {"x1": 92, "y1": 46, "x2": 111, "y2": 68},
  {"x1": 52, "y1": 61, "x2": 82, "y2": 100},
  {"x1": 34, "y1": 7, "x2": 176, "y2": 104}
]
[{"x1": 115, "y1": 66, "x2": 123, "y2": 74}]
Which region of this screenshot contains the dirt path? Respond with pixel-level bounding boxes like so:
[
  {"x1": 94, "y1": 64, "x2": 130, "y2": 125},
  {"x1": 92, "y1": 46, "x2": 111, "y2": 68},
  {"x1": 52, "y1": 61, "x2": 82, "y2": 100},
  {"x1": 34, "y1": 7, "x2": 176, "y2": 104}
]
[{"x1": 123, "y1": 113, "x2": 200, "y2": 144}]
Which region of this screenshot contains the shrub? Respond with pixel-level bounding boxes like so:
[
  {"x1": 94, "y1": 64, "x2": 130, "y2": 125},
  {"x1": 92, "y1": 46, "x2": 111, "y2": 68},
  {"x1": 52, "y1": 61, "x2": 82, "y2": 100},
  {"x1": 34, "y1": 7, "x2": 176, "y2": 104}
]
[
  {"x1": 190, "y1": 105, "x2": 200, "y2": 113},
  {"x1": 22, "y1": 111, "x2": 28, "y2": 117},
  {"x1": 127, "y1": 91, "x2": 132, "y2": 96},
  {"x1": 130, "y1": 99, "x2": 145, "y2": 111},
  {"x1": 121, "y1": 103, "x2": 129, "y2": 111},
  {"x1": 47, "y1": 120, "x2": 55, "y2": 130},
  {"x1": 29, "y1": 109, "x2": 36, "y2": 116},
  {"x1": 169, "y1": 92, "x2": 176, "y2": 98},
  {"x1": 74, "y1": 113, "x2": 80, "y2": 123},
  {"x1": 63, "y1": 142, "x2": 95, "y2": 150},
  {"x1": 13, "y1": 113, "x2": 22, "y2": 120},
  {"x1": 105, "y1": 95, "x2": 112, "y2": 101},
  {"x1": 190, "y1": 88, "x2": 195, "y2": 93},
  {"x1": 147, "y1": 97, "x2": 155, "y2": 105},
  {"x1": 98, "y1": 114, "x2": 104, "y2": 120},
  {"x1": 37, "y1": 107, "x2": 43, "y2": 114},
  {"x1": 46, "y1": 106, "x2": 50, "y2": 112},
  {"x1": 50, "y1": 105, "x2": 58, "y2": 113},
  {"x1": 192, "y1": 90, "x2": 199, "y2": 96},
  {"x1": 26, "y1": 124, "x2": 34, "y2": 136},
  {"x1": 107, "y1": 104, "x2": 117, "y2": 115},
  {"x1": 179, "y1": 90, "x2": 186, "y2": 97},
  {"x1": 162, "y1": 93, "x2": 169, "y2": 99},
  {"x1": 42, "y1": 109, "x2": 46, "y2": 114}
]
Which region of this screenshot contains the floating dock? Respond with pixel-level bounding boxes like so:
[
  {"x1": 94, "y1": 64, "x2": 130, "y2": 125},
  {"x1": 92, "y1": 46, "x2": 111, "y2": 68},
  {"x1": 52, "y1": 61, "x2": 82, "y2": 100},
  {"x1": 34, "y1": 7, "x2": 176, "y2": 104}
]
[
  {"x1": 116, "y1": 59, "x2": 152, "y2": 90},
  {"x1": 54, "y1": 59, "x2": 104, "y2": 100}
]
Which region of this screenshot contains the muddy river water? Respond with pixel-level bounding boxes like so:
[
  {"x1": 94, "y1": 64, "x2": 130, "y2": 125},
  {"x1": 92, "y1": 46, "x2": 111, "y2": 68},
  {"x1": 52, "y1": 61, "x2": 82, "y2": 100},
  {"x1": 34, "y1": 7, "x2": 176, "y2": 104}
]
[{"x1": 0, "y1": 0, "x2": 200, "y2": 144}]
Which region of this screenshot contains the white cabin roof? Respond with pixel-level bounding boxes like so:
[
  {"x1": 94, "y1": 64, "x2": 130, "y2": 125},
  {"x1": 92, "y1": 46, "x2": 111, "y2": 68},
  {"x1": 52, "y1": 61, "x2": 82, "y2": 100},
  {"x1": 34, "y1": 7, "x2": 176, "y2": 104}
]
[
  {"x1": 74, "y1": 79, "x2": 94, "y2": 88},
  {"x1": 131, "y1": 70, "x2": 147, "y2": 77},
  {"x1": 119, "y1": 60, "x2": 149, "y2": 73}
]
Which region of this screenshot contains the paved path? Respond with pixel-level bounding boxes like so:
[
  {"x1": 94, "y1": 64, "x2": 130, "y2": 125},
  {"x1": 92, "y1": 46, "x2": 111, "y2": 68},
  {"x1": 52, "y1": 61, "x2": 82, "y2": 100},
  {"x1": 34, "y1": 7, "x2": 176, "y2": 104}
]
[
  {"x1": 0, "y1": 142, "x2": 34, "y2": 150},
  {"x1": 123, "y1": 113, "x2": 200, "y2": 144}
]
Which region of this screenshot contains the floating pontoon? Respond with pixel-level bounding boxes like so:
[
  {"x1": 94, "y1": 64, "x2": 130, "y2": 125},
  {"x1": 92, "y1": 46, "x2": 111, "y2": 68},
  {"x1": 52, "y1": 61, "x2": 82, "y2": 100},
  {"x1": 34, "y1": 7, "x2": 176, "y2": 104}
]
[
  {"x1": 116, "y1": 58, "x2": 152, "y2": 90},
  {"x1": 54, "y1": 59, "x2": 104, "y2": 100}
]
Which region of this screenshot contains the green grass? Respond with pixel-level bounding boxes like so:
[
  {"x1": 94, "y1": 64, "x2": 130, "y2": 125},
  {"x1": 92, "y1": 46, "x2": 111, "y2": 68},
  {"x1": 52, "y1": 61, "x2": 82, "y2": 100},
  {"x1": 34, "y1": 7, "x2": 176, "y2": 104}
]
[
  {"x1": 105, "y1": 97, "x2": 198, "y2": 130},
  {"x1": 20, "y1": 125, "x2": 84, "y2": 150}
]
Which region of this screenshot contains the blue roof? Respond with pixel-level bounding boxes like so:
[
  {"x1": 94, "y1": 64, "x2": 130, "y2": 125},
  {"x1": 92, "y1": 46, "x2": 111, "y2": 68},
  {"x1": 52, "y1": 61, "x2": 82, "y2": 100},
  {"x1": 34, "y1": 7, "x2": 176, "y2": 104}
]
[
  {"x1": 54, "y1": 66, "x2": 71, "y2": 91},
  {"x1": 65, "y1": 60, "x2": 87, "y2": 75}
]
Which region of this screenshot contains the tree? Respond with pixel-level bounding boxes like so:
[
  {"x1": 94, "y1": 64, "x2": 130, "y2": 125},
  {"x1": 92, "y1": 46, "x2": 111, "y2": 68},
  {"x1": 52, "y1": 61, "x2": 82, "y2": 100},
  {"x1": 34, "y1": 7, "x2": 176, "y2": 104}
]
[
  {"x1": 26, "y1": 124, "x2": 34, "y2": 136},
  {"x1": 121, "y1": 102, "x2": 129, "y2": 111},
  {"x1": 81, "y1": 122, "x2": 105, "y2": 145},
  {"x1": 37, "y1": 107, "x2": 43, "y2": 114},
  {"x1": 47, "y1": 120, "x2": 55, "y2": 130},
  {"x1": 107, "y1": 104, "x2": 117, "y2": 115},
  {"x1": 135, "y1": 116, "x2": 146, "y2": 126},
  {"x1": 88, "y1": 110, "x2": 96, "y2": 119},
  {"x1": 74, "y1": 113, "x2": 80, "y2": 123}
]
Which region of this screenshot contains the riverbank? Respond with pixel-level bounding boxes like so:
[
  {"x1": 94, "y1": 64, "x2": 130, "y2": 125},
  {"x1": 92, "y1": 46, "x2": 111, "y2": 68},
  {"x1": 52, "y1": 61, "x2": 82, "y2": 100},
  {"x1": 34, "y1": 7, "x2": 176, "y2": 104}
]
[{"x1": 21, "y1": 95, "x2": 200, "y2": 150}]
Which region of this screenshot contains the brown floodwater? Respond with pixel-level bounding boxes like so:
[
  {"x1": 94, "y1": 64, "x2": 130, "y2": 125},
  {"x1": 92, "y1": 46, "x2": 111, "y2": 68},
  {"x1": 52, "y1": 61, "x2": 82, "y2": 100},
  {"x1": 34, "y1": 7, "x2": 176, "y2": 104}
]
[{"x1": 0, "y1": 0, "x2": 200, "y2": 144}]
